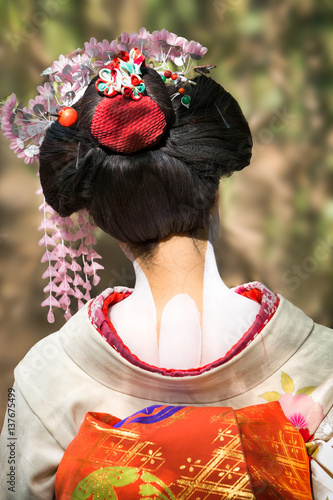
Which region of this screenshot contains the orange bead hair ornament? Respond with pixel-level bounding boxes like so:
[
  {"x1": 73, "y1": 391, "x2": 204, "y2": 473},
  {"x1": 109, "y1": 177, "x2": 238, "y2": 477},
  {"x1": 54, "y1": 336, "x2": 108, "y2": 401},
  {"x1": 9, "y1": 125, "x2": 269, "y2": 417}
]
[{"x1": 57, "y1": 107, "x2": 78, "y2": 127}]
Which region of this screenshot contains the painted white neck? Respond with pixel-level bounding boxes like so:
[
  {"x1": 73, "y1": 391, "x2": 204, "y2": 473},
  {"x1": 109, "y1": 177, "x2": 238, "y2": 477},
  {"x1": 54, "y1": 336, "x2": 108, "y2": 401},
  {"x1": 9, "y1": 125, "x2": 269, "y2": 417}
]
[{"x1": 109, "y1": 241, "x2": 260, "y2": 369}]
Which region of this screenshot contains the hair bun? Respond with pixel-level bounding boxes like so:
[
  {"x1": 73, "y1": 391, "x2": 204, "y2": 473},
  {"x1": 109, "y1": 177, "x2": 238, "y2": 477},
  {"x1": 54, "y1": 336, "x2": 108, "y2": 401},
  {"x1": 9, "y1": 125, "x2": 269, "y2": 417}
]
[{"x1": 40, "y1": 68, "x2": 253, "y2": 252}]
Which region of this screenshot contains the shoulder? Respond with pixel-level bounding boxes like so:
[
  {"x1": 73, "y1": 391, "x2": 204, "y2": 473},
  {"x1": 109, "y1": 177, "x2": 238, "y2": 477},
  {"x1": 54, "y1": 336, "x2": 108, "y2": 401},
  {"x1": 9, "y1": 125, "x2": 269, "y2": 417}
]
[
  {"x1": 12, "y1": 294, "x2": 140, "y2": 448},
  {"x1": 272, "y1": 294, "x2": 333, "y2": 387},
  {"x1": 15, "y1": 301, "x2": 91, "y2": 385},
  {"x1": 13, "y1": 302, "x2": 103, "y2": 448}
]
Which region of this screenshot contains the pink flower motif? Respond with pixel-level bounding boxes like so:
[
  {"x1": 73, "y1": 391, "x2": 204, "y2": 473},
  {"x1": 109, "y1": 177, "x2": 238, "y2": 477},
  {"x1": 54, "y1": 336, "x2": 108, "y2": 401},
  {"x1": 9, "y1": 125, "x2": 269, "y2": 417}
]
[
  {"x1": 58, "y1": 81, "x2": 80, "y2": 101},
  {"x1": 97, "y1": 39, "x2": 117, "y2": 56},
  {"x1": 84, "y1": 37, "x2": 99, "y2": 57},
  {"x1": 39, "y1": 234, "x2": 57, "y2": 247},
  {"x1": 73, "y1": 275, "x2": 85, "y2": 287},
  {"x1": 1, "y1": 94, "x2": 18, "y2": 139},
  {"x1": 166, "y1": 32, "x2": 187, "y2": 49},
  {"x1": 150, "y1": 29, "x2": 170, "y2": 43},
  {"x1": 51, "y1": 54, "x2": 72, "y2": 74},
  {"x1": 148, "y1": 29, "x2": 172, "y2": 59},
  {"x1": 47, "y1": 309, "x2": 55, "y2": 323},
  {"x1": 95, "y1": 40, "x2": 119, "y2": 68},
  {"x1": 184, "y1": 40, "x2": 208, "y2": 59},
  {"x1": 28, "y1": 94, "x2": 46, "y2": 108},
  {"x1": 97, "y1": 39, "x2": 113, "y2": 54},
  {"x1": 80, "y1": 50, "x2": 92, "y2": 62},
  {"x1": 117, "y1": 31, "x2": 140, "y2": 51},
  {"x1": 9, "y1": 138, "x2": 24, "y2": 155},
  {"x1": 279, "y1": 393, "x2": 325, "y2": 434},
  {"x1": 73, "y1": 287, "x2": 84, "y2": 299},
  {"x1": 41, "y1": 296, "x2": 61, "y2": 308},
  {"x1": 288, "y1": 412, "x2": 307, "y2": 429},
  {"x1": 36, "y1": 82, "x2": 54, "y2": 100},
  {"x1": 87, "y1": 249, "x2": 102, "y2": 260},
  {"x1": 138, "y1": 27, "x2": 150, "y2": 40},
  {"x1": 43, "y1": 283, "x2": 60, "y2": 294},
  {"x1": 147, "y1": 30, "x2": 206, "y2": 64},
  {"x1": 93, "y1": 274, "x2": 101, "y2": 286}
]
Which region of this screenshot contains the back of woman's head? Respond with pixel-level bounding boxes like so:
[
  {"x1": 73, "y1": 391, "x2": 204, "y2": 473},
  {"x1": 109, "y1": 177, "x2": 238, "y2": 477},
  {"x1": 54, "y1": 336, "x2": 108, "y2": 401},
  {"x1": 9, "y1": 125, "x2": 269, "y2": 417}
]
[{"x1": 39, "y1": 65, "x2": 252, "y2": 251}]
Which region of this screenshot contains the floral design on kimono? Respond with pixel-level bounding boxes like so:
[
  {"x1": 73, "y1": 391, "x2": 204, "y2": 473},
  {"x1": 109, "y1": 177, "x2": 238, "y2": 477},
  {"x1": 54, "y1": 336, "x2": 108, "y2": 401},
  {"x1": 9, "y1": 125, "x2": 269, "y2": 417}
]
[
  {"x1": 71, "y1": 467, "x2": 176, "y2": 500},
  {"x1": 259, "y1": 372, "x2": 324, "y2": 441}
]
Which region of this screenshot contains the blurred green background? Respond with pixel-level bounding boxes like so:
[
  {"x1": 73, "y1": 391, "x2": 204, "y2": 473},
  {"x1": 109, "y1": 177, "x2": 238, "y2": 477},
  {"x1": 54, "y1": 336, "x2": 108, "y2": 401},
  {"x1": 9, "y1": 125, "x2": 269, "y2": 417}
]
[{"x1": 0, "y1": 0, "x2": 332, "y2": 424}]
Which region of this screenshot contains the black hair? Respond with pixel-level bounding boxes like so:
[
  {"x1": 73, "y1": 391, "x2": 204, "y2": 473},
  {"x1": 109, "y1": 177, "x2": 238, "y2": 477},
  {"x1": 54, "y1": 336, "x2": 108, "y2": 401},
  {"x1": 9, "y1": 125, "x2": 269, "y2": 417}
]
[{"x1": 39, "y1": 66, "x2": 252, "y2": 252}]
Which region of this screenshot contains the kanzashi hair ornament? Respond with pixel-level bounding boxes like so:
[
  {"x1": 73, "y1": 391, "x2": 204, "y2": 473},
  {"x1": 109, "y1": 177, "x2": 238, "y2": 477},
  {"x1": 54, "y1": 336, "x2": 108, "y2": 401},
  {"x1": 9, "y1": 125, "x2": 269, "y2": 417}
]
[
  {"x1": 170, "y1": 84, "x2": 192, "y2": 109},
  {"x1": 92, "y1": 48, "x2": 167, "y2": 152},
  {"x1": 193, "y1": 64, "x2": 217, "y2": 75},
  {"x1": 0, "y1": 28, "x2": 210, "y2": 323},
  {"x1": 57, "y1": 107, "x2": 78, "y2": 127},
  {"x1": 167, "y1": 66, "x2": 216, "y2": 109},
  {"x1": 46, "y1": 107, "x2": 78, "y2": 127},
  {"x1": 0, "y1": 29, "x2": 209, "y2": 164},
  {"x1": 91, "y1": 94, "x2": 167, "y2": 153},
  {"x1": 95, "y1": 48, "x2": 146, "y2": 100},
  {"x1": 38, "y1": 199, "x2": 104, "y2": 323},
  {"x1": 214, "y1": 102, "x2": 231, "y2": 129}
]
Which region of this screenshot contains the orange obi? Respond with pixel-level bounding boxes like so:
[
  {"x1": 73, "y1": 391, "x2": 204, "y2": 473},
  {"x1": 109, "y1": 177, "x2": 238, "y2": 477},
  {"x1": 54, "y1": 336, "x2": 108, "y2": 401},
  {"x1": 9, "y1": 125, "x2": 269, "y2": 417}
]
[{"x1": 55, "y1": 401, "x2": 312, "y2": 499}]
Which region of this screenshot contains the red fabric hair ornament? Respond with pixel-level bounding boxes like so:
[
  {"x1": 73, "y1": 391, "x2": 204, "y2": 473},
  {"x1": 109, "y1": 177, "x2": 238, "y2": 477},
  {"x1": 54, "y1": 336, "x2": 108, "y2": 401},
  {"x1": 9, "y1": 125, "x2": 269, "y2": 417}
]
[
  {"x1": 91, "y1": 48, "x2": 167, "y2": 153},
  {"x1": 91, "y1": 95, "x2": 166, "y2": 153}
]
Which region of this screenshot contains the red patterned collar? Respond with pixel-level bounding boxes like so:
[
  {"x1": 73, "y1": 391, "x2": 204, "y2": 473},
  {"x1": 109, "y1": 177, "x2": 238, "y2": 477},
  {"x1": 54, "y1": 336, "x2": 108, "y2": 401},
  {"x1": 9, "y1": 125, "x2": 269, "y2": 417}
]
[{"x1": 88, "y1": 282, "x2": 280, "y2": 377}]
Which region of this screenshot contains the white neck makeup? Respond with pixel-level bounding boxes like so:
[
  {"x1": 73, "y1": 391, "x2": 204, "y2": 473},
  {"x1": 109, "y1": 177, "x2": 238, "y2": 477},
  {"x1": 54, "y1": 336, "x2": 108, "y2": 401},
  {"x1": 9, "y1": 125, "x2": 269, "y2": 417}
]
[{"x1": 109, "y1": 239, "x2": 260, "y2": 369}]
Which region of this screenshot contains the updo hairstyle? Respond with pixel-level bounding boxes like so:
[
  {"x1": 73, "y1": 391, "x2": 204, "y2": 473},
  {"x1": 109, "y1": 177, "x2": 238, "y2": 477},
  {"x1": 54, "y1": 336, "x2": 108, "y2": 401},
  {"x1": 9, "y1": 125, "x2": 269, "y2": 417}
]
[{"x1": 39, "y1": 66, "x2": 252, "y2": 252}]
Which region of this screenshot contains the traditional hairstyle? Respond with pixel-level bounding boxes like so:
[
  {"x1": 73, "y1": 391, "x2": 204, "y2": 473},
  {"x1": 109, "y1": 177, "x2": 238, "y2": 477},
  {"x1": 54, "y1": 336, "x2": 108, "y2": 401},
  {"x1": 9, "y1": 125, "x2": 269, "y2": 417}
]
[
  {"x1": 39, "y1": 70, "x2": 252, "y2": 249},
  {"x1": 0, "y1": 30, "x2": 252, "y2": 321}
]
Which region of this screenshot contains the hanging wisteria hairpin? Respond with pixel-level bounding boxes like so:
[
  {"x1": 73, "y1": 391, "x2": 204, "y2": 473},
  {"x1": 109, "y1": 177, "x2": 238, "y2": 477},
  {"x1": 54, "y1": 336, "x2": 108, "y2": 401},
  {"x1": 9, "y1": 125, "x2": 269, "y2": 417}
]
[{"x1": 0, "y1": 28, "x2": 213, "y2": 323}]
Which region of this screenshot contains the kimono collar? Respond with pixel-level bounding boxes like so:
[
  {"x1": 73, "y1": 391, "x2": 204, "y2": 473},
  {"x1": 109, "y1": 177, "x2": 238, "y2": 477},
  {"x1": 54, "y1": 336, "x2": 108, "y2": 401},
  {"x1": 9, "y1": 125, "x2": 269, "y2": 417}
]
[{"x1": 87, "y1": 282, "x2": 280, "y2": 377}]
